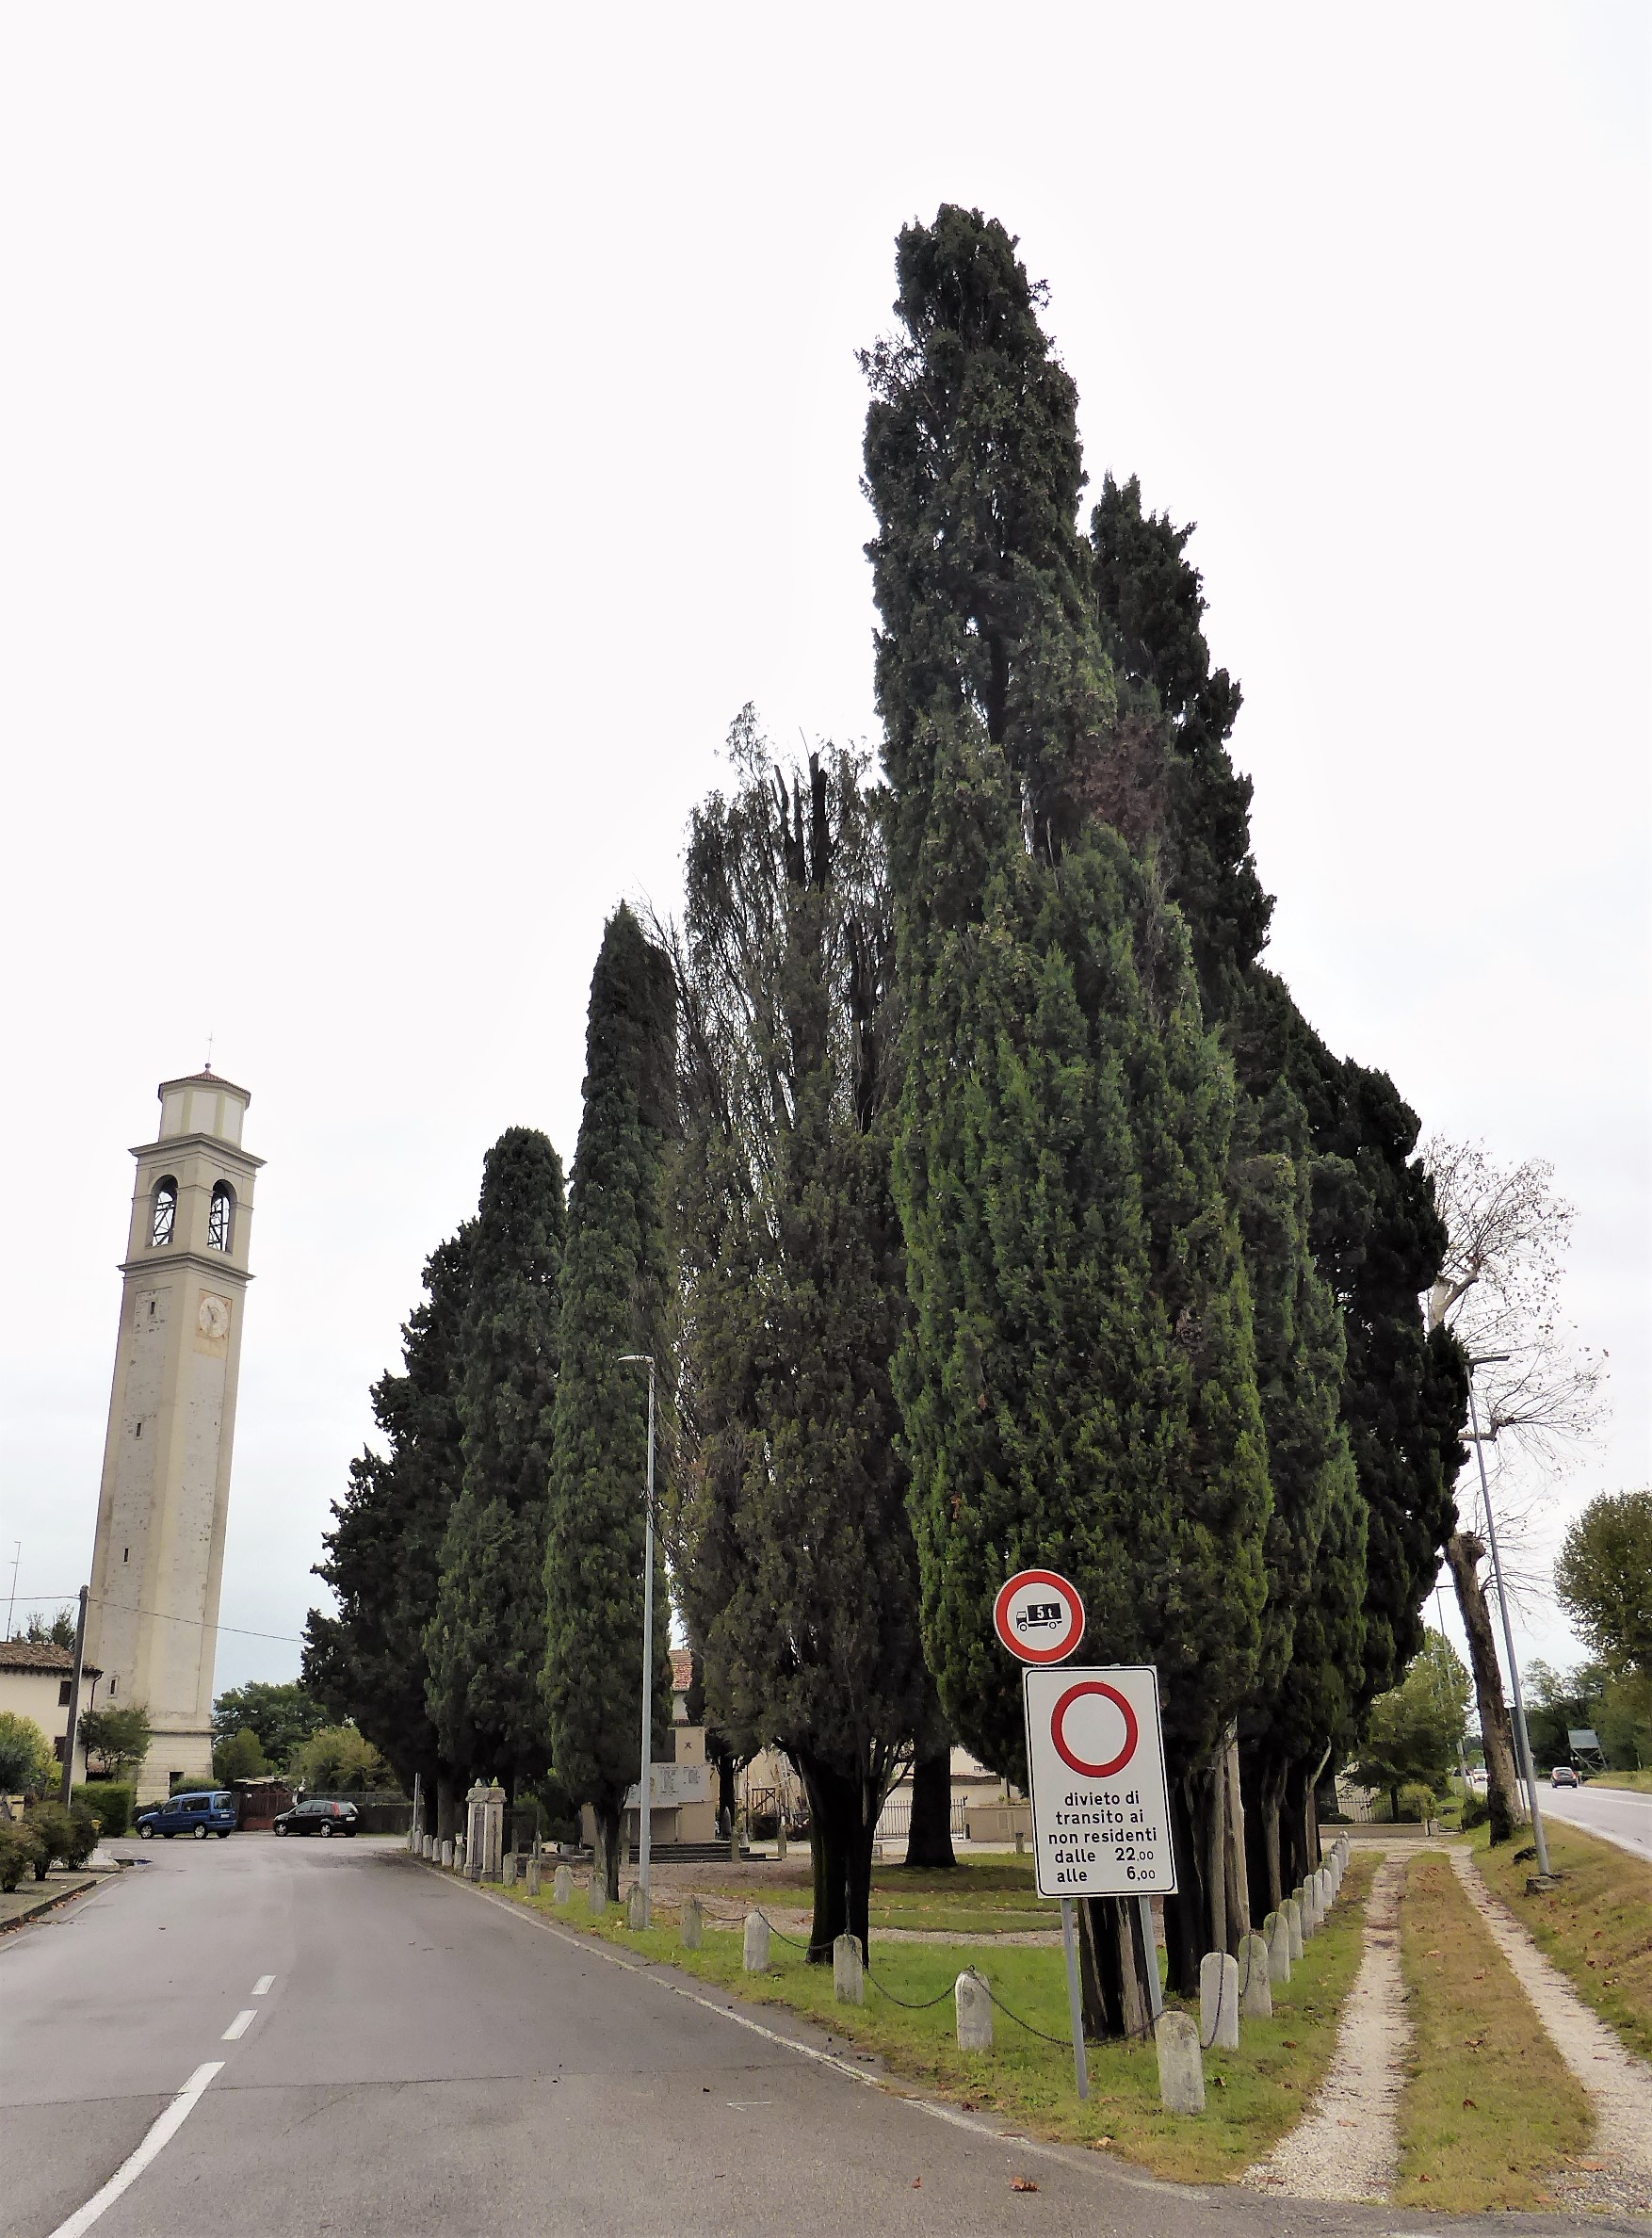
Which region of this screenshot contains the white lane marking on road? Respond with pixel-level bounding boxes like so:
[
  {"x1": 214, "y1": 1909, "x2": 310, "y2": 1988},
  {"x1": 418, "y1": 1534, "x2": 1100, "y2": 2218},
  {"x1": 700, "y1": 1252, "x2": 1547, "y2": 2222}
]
[
  {"x1": 442, "y1": 1869, "x2": 1187, "y2": 2199},
  {"x1": 221, "y1": 2009, "x2": 257, "y2": 2040},
  {"x1": 251, "y1": 1974, "x2": 275, "y2": 1995},
  {"x1": 47, "y1": 2063, "x2": 223, "y2": 2238}
]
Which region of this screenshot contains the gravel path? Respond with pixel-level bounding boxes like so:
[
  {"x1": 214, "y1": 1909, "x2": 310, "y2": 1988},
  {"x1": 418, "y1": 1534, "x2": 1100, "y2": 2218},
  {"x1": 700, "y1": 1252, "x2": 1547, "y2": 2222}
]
[
  {"x1": 1449, "y1": 1845, "x2": 1652, "y2": 2214},
  {"x1": 1241, "y1": 1850, "x2": 1411, "y2": 2203}
]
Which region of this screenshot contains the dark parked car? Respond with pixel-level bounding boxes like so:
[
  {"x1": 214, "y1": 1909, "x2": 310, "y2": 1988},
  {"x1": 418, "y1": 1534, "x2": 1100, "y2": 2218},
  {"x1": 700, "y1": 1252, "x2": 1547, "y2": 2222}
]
[
  {"x1": 1550, "y1": 1764, "x2": 1579, "y2": 1788},
  {"x1": 136, "y1": 1791, "x2": 237, "y2": 1841},
  {"x1": 273, "y1": 1798, "x2": 360, "y2": 1839}
]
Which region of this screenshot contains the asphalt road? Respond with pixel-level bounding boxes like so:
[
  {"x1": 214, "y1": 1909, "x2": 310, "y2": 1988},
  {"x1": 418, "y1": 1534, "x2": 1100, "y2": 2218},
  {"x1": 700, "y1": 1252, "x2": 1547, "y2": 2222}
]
[
  {"x1": 0, "y1": 1837, "x2": 1620, "y2": 2238},
  {"x1": 1538, "y1": 1778, "x2": 1652, "y2": 1863}
]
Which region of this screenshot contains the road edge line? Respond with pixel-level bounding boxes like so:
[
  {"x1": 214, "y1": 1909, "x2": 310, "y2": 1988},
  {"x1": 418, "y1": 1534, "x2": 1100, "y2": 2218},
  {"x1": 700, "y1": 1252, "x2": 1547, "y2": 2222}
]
[
  {"x1": 46, "y1": 2062, "x2": 223, "y2": 2238},
  {"x1": 404, "y1": 1858, "x2": 1191, "y2": 2199}
]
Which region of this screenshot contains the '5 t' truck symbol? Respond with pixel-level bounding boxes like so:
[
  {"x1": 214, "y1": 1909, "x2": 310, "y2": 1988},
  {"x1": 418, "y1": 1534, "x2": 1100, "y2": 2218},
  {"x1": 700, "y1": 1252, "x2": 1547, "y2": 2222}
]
[{"x1": 1015, "y1": 1601, "x2": 1065, "y2": 1634}]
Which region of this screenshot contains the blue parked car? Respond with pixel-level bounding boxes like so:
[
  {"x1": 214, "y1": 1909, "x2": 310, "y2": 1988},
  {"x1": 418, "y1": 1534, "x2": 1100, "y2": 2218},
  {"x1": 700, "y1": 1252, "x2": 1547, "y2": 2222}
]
[{"x1": 136, "y1": 1791, "x2": 237, "y2": 1841}]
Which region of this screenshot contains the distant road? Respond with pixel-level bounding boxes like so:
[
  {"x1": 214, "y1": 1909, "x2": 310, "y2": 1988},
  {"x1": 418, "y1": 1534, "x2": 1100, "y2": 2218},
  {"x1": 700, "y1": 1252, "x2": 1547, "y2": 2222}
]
[{"x1": 1538, "y1": 1778, "x2": 1652, "y2": 1863}]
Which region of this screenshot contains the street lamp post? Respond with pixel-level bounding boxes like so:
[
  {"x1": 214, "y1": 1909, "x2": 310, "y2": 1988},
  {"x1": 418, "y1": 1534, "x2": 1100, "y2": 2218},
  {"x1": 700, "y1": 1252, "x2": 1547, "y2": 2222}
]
[
  {"x1": 618, "y1": 1354, "x2": 656, "y2": 1925},
  {"x1": 1466, "y1": 1358, "x2": 1551, "y2": 1879}
]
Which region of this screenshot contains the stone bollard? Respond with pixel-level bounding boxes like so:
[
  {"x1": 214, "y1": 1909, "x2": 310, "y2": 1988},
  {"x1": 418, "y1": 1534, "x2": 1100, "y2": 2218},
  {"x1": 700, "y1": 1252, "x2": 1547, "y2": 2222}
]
[
  {"x1": 680, "y1": 1895, "x2": 704, "y2": 1951},
  {"x1": 1267, "y1": 1913, "x2": 1292, "y2": 1985},
  {"x1": 833, "y1": 1933, "x2": 865, "y2": 2005},
  {"x1": 589, "y1": 1877, "x2": 607, "y2": 1918},
  {"x1": 1284, "y1": 1895, "x2": 1304, "y2": 1960},
  {"x1": 1297, "y1": 1881, "x2": 1319, "y2": 1938},
  {"x1": 526, "y1": 1857, "x2": 542, "y2": 1898},
  {"x1": 626, "y1": 1883, "x2": 649, "y2": 1932},
  {"x1": 1199, "y1": 1951, "x2": 1240, "y2": 2050},
  {"x1": 1014, "y1": 1829, "x2": 1026, "y2": 1855},
  {"x1": 1239, "y1": 1933, "x2": 1273, "y2": 2019},
  {"x1": 776, "y1": 1821, "x2": 787, "y2": 1863},
  {"x1": 1317, "y1": 1868, "x2": 1333, "y2": 1916},
  {"x1": 1156, "y1": 2011, "x2": 1205, "y2": 2113},
  {"x1": 425, "y1": 1834, "x2": 435, "y2": 1860},
  {"x1": 728, "y1": 1824, "x2": 742, "y2": 1866},
  {"x1": 554, "y1": 1863, "x2": 573, "y2": 1905},
  {"x1": 439, "y1": 1840, "x2": 454, "y2": 1871},
  {"x1": 955, "y1": 1970, "x2": 993, "y2": 2051},
  {"x1": 743, "y1": 1911, "x2": 771, "y2": 1972},
  {"x1": 503, "y1": 1853, "x2": 517, "y2": 1888}
]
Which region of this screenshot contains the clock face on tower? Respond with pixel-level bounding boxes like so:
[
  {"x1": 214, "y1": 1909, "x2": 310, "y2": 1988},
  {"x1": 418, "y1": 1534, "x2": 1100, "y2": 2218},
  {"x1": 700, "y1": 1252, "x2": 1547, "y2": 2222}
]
[{"x1": 197, "y1": 1293, "x2": 232, "y2": 1342}]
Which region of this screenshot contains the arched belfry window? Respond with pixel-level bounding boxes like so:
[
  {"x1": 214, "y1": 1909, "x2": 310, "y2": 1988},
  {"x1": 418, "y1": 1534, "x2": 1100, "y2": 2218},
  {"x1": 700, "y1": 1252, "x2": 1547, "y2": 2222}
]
[
  {"x1": 207, "y1": 1181, "x2": 235, "y2": 1253},
  {"x1": 151, "y1": 1177, "x2": 177, "y2": 1248}
]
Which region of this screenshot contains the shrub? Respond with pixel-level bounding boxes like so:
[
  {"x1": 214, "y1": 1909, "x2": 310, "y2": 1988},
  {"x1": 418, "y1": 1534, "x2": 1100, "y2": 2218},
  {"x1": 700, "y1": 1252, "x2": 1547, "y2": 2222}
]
[
  {"x1": 1397, "y1": 1780, "x2": 1438, "y2": 1824},
  {"x1": 25, "y1": 1799, "x2": 99, "y2": 1875},
  {"x1": 77, "y1": 1703, "x2": 153, "y2": 1781},
  {"x1": 287, "y1": 1725, "x2": 387, "y2": 1793},
  {"x1": 213, "y1": 1727, "x2": 269, "y2": 1784},
  {"x1": 73, "y1": 1783, "x2": 134, "y2": 1839},
  {"x1": 1460, "y1": 1790, "x2": 1491, "y2": 1832},
  {"x1": 0, "y1": 1710, "x2": 55, "y2": 1799},
  {"x1": 0, "y1": 1822, "x2": 45, "y2": 1891}
]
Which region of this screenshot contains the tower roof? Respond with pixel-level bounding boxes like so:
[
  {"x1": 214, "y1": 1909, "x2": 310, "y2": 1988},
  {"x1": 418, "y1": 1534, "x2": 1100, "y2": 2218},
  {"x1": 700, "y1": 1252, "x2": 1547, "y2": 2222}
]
[{"x1": 159, "y1": 1066, "x2": 251, "y2": 1103}]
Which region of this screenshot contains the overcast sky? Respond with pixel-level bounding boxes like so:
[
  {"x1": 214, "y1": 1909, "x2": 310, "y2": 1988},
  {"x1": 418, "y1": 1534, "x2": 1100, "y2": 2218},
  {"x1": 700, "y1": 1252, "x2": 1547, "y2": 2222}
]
[{"x1": 2, "y1": 6, "x2": 1646, "y2": 1706}]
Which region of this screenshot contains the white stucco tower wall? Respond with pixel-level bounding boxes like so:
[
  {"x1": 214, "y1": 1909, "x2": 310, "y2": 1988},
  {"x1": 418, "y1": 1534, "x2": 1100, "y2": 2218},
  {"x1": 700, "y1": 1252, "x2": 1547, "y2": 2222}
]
[{"x1": 85, "y1": 1070, "x2": 264, "y2": 1802}]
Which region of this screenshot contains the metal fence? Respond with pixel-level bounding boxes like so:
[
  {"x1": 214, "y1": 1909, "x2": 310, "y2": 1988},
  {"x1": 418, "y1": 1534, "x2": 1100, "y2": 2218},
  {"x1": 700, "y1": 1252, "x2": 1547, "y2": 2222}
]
[{"x1": 874, "y1": 1794, "x2": 970, "y2": 1844}]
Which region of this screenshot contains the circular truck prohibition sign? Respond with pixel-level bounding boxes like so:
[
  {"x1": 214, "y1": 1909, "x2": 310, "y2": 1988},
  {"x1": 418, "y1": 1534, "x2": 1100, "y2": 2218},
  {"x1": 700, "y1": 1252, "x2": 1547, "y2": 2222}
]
[{"x1": 993, "y1": 1568, "x2": 1085, "y2": 1664}]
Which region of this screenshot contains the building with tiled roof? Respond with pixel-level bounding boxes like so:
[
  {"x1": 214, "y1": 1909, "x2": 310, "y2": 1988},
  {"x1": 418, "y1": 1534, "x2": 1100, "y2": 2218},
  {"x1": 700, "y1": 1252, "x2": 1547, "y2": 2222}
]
[{"x1": 0, "y1": 1640, "x2": 105, "y2": 1787}]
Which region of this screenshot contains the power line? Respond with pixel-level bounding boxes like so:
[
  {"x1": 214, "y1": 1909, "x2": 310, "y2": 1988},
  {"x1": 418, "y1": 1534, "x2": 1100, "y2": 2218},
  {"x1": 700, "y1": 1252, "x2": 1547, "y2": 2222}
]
[{"x1": 5, "y1": 1589, "x2": 303, "y2": 1646}]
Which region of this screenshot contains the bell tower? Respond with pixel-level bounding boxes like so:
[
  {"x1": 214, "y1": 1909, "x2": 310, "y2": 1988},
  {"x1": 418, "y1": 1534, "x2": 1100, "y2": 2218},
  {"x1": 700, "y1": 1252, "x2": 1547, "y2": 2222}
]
[{"x1": 85, "y1": 1070, "x2": 264, "y2": 1801}]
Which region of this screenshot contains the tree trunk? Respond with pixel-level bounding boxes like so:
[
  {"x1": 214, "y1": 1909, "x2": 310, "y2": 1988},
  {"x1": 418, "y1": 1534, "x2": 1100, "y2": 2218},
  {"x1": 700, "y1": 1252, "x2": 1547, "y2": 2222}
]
[
  {"x1": 1240, "y1": 1747, "x2": 1288, "y2": 1917},
  {"x1": 1164, "y1": 1776, "x2": 1209, "y2": 1998},
  {"x1": 1077, "y1": 1896, "x2": 1153, "y2": 2037},
  {"x1": 593, "y1": 1801, "x2": 623, "y2": 1900},
  {"x1": 1280, "y1": 1753, "x2": 1321, "y2": 1889},
  {"x1": 903, "y1": 1746, "x2": 957, "y2": 1869},
  {"x1": 716, "y1": 1749, "x2": 737, "y2": 1832},
  {"x1": 435, "y1": 1771, "x2": 460, "y2": 1844},
  {"x1": 1222, "y1": 1729, "x2": 1251, "y2": 1953},
  {"x1": 846, "y1": 1808, "x2": 878, "y2": 1961},
  {"x1": 799, "y1": 1759, "x2": 852, "y2": 1961},
  {"x1": 1445, "y1": 1530, "x2": 1528, "y2": 1844}
]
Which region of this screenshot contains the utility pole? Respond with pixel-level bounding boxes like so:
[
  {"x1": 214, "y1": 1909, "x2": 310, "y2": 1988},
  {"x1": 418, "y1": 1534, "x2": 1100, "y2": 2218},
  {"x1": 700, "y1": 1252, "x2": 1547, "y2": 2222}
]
[
  {"x1": 618, "y1": 1354, "x2": 656, "y2": 1926},
  {"x1": 59, "y1": 1585, "x2": 89, "y2": 1808},
  {"x1": 5, "y1": 1542, "x2": 19, "y2": 1640},
  {"x1": 1467, "y1": 1361, "x2": 1551, "y2": 1879}
]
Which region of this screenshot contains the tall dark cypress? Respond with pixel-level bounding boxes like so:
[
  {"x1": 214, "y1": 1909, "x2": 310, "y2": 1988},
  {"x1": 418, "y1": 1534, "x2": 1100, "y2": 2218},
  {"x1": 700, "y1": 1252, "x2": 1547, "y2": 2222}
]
[
  {"x1": 1088, "y1": 472, "x2": 1467, "y2": 1859},
  {"x1": 305, "y1": 1228, "x2": 472, "y2": 1837},
  {"x1": 866, "y1": 209, "x2": 1272, "y2": 2023},
  {"x1": 543, "y1": 905, "x2": 677, "y2": 1899},
  {"x1": 426, "y1": 1128, "x2": 566, "y2": 1799}
]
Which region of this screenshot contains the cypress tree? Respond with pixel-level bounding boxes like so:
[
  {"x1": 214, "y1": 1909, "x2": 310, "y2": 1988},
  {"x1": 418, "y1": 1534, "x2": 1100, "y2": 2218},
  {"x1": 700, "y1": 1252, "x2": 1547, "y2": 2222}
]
[
  {"x1": 1088, "y1": 474, "x2": 1467, "y2": 1868},
  {"x1": 866, "y1": 210, "x2": 1272, "y2": 2020},
  {"x1": 426, "y1": 1128, "x2": 566, "y2": 1800},
  {"x1": 305, "y1": 1228, "x2": 472, "y2": 1838},
  {"x1": 543, "y1": 905, "x2": 676, "y2": 1899},
  {"x1": 673, "y1": 731, "x2": 927, "y2": 1958}
]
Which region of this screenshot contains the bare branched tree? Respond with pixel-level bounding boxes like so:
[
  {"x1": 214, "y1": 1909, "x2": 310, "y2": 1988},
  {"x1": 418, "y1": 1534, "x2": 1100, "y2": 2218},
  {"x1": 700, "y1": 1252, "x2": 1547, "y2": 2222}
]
[{"x1": 1423, "y1": 1138, "x2": 1609, "y2": 1841}]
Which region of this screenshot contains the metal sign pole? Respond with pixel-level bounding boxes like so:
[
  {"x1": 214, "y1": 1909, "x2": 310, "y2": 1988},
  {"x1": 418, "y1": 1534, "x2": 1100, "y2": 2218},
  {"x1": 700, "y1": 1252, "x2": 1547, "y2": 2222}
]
[{"x1": 1059, "y1": 1898, "x2": 1090, "y2": 2100}]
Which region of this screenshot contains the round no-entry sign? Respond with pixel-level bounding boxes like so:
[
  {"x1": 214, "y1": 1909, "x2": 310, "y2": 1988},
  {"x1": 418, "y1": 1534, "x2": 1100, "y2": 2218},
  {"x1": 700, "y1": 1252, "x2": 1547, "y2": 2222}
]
[{"x1": 993, "y1": 1568, "x2": 1085, "y2": 1664}]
